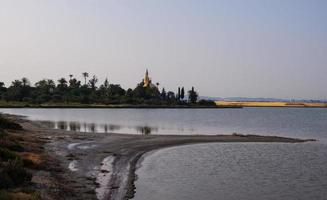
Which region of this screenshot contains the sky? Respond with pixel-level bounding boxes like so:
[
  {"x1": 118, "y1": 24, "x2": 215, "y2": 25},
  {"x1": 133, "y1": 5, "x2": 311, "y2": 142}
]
[{"x1": 0, "y1": 0, "x2": 326, "y2": 99}]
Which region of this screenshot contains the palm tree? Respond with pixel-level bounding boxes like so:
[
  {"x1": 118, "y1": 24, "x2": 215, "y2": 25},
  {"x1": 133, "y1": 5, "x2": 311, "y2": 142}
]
[
  {"x1": 89, "y1": 75, "x2": 98, "y2": 90},
  {"x1": 69, "y1": 74, "x2": 73, "y2": 81},
  {"x1": 57, "y1": 78, "x2": 68, "y2": 91},
  {"x1": 21, "y1": 77, "x2": 29, "y2": 87},
  {"x1": 82, "y1": 72, "x2": 89, "y2": 85},
  {"x1": 12, "y1": 80, "x2": 23, "y2": 88}
]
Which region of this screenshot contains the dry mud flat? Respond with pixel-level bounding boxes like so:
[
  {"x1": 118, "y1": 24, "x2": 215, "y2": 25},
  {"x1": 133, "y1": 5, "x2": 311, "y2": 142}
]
[{"x1": 17, "y1": 117, "x2": 314, "y2": 200}]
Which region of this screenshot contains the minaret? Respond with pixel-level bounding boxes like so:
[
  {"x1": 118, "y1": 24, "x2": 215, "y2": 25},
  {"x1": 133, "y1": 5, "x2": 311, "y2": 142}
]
[{"x1": 143, "y1": 69, "x2": 150, "y2": 87}]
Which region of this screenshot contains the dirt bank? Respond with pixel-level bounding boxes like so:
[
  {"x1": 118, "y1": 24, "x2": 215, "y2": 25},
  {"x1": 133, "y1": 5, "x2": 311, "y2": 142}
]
[{"x1": 3, "y1": 114, "x2": 314, "y2": 200}]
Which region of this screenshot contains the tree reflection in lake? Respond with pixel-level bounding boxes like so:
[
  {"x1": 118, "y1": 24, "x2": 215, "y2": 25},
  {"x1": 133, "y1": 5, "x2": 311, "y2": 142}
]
[
  {"x1": 69, "y1": 122, "x2": 81, "y2": 132},
  {"x1": 57, "y1": 121, "x2": 68, "y2": 130},
  {"x1": 136, "y1": 126, "x2": 158, "y2": 135},
  {"x1": 41, "y1": 121, "x2": 56, "y2": 129},
  {"x1": 39, "y1": 120, "x2": 159, "y2": 135},
  {"x1": 89, "y1": 123, "x2": 96, "y2": 133},
  {"x1": 102, "y1": 124, "x2": 121, "y2": 133}
]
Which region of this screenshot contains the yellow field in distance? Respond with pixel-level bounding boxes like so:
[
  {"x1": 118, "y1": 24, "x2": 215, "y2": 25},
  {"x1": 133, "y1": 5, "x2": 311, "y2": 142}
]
[{"x1": 215, "y1": 101, "x2": 327, "y2": 108}]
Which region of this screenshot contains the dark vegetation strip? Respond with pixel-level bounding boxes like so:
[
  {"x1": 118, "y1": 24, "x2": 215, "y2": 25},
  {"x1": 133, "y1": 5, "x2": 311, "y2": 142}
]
[
  {"x1": 0, "y1": 115, "x2": 38, "y2": 199},
  {"x1": 0, "y1": 102, "x2": 242, "y2": 109},
  {"x1": 0, "y1": 73, "x2": 216, "y2": 107}
]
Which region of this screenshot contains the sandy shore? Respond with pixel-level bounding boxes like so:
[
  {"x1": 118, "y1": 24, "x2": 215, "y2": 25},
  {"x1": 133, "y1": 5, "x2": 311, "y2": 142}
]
[{"x1": 6, "y1": 115, "x2": 315, "y2": 200}]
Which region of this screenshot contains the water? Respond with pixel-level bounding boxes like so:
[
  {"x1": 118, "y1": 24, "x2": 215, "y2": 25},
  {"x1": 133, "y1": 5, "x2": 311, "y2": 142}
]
[
  {"x1": 134, "y1": 142, "x2": 327, "y2": 200},
  {"x1": 0, "y1": 108, "x2": 327, "y2": 140},
  {"x1": 1, "y1": 107, "x2": 327, "y2": 199}
]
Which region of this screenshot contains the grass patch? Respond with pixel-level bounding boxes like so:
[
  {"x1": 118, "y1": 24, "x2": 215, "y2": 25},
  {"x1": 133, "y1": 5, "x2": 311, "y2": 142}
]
[
  {"x1": 0, "y1": 149, "x2": 32, "y2": 189},
  {"x1": 0, "y1": 190, "x2": 40, "y2": 200}
]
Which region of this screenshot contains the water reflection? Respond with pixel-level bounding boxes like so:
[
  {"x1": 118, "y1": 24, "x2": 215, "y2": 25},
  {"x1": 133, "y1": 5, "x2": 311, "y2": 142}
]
[
  {"x1": 69, "y1": 122, "x2": 81, "y2": 132},
  {"x1": 102, "y1": 124, "x2": 121, "y2": 132},
  {"x1": 136, "y1": 126, "x2": 158, "y2": 135},
  {"x1": 89, "y1": 123, "x2": 95, "y2": 133},
  {"x1": 39, "y1": 120, "x2": 158, "y2": 135},
  {"x1": 58, "y1": 121, "x2": 68, "y2": 130},
  {"x1": 41, "y1": 121, "x2": 56, "y2": 129}
]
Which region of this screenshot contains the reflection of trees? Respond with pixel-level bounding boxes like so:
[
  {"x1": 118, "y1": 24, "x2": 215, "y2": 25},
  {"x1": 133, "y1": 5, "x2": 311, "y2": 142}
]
[
  {"x1": 103, "y1": 124, "x2": 108, "y2": 133},
  {"x1": 83, "y1": 122, "x2": 87, "y2": 132},
  {"x1": 102, "y1": 124, "x2": 121, "y2": 133},
  {"x1": 41, "y1": 121, "x2": 55, "y2": 129},
  {"x1": 88, "y1": 123, "x2": 96, "y2": 133},
  {"x1": 69, "y1": 122, "x2": 81, "y2": 132},
  {"x1": 57, "y1": 121, "x2": 68, "y2": 130},
  {"x1": 136, "y1": 126, "x2": 158, "y2": 135},
  {"x1": 109, "y1": 124, "x2": 120, "y2": 131}
]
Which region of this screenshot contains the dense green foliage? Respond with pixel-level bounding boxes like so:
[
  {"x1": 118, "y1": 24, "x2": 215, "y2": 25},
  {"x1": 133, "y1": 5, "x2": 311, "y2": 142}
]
[
  {"x1": 188, "y1": 87, "x2": 199, "y2": 104},
  {"x1": 0, "y1": 73, "x2": 209, "y2": 106}
]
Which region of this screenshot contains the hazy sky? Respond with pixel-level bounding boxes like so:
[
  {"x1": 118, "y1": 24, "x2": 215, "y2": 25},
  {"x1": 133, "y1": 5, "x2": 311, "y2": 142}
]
[{"x1": 0, "y1": 0, "x2": 326, "y2": 99}]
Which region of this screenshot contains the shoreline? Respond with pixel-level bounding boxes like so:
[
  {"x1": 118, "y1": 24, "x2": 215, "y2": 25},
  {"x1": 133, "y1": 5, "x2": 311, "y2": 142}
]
[
  {"x1": 118, "y1": 135, "x2": 316, "y2": 200},
  {"x1": 1, "y1": 103, "x2": 327, "y2": 109},
  {"x1": 0, "y1": 104, "x2": 243, "y2": 109},
  {"x1": 2, "y1": 114, "x2": 315, "y2": 200}
]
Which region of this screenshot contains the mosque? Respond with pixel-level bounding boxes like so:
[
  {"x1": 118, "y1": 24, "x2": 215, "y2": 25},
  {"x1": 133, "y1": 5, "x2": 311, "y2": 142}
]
[{"x1": 143, "y1": 69, "x2": 158, "y2": 88}]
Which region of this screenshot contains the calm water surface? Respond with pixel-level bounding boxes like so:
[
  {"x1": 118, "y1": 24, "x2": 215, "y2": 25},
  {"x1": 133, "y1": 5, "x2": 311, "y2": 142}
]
[
  {"x1": 0, "y1": 108, "x2": 326, "y2": 139},
  {"x1": 1, "y1": 108, "x2": 327, "y2": 200},
  {"x1": 134, "y1": 142, "x2": 327, "y2": 200}
]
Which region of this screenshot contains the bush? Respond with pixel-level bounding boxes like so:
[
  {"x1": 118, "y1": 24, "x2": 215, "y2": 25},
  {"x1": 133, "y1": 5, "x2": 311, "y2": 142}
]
[
  {"x1": 197, "y1": 99, "x2": 217, "y2": 106},
  {"x1": 0, "y1": 190, "x2": 11, "y2": 200},
  {"x1": 0, "y1": 148, "x2": 20, "y2": 162},
  {"x1": 0, "y1": 159, "x2": 32, "y2": 189},
  {"x1": 0, "y1": 140, "x2": 24, "y2": 152},
  {"x1": 0, "y1": 116, "x2": 22, "y2": 130},
  {"x1": 51, "y1": 94, "x2": 63, "y2": 102},
  {"x1": 0, "y1": 129, "x2": 6, "y2": 138},
  {"x1": 80, "y1": 95, "x2": 90, "y2": 104}
]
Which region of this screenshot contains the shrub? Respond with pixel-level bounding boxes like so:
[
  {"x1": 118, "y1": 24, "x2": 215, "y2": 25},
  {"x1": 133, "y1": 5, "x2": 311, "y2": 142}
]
[
  {"x1": 0, "y1": 129, "x2": 6, "y2": 138},
  {"x1": 0, "y1": 190, "x2": 11, "y2": 200},
  {"x1": 197, "y1": 99, "x2": 217, "y2": 106},
  {"x1": 0, "y1": 115, "x2": 22, "y2": 130},
  {"x1": 0, "y1": 148, "x2": 20, "y2": 162},
  {"x1": 0, "y1": 159, "x2": 32, "y2": 189},
  {"x1": 0, "y1": 140, "x2": 24, "y2": 152}
]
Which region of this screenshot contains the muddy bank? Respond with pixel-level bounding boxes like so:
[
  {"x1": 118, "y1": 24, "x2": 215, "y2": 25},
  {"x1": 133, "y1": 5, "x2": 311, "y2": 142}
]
[{"x1": 4, "y1": 114, "x2": 314, "y2": 200}]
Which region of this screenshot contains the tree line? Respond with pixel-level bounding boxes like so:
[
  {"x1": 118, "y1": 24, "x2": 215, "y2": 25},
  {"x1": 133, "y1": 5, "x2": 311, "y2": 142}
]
[{"x1": 0, "y1": 72, "x2": 212, "y2": 106}]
